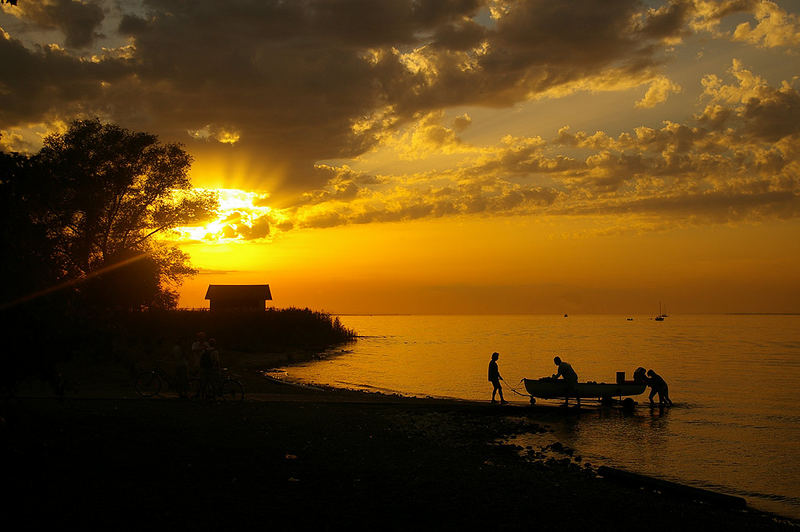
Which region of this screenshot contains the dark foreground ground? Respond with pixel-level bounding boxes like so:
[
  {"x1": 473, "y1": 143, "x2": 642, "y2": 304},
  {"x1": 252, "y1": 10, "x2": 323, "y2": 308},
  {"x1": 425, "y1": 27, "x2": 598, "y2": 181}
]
[{"x1": 2, "y1": 380, "x2": 797, "y2": 531}]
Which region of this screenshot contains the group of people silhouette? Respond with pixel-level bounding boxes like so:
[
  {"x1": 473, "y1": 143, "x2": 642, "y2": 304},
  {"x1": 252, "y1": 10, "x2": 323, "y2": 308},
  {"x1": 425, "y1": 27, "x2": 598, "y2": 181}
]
[
  {"x1": 488, "y1": 353, "x2": 673, "y2": 407},
  {"x1": 172, "y1": 331, "x2": 221, "y2": 398}
]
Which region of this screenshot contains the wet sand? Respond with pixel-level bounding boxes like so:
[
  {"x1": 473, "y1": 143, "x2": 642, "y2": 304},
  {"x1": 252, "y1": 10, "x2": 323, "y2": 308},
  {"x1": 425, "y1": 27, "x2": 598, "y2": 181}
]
[{"x1": 2, "y1": 366, "x2": 797, "y2": 530}]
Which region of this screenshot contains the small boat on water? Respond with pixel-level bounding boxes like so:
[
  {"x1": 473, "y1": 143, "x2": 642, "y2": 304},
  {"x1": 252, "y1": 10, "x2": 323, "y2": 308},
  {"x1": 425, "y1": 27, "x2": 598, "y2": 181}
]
[
  {"x1": 654, "y1": 301, "x2": 666, "y2": 321},
  {"x1": 523, "y1": 377, "x2": 646, "y2": 403}
]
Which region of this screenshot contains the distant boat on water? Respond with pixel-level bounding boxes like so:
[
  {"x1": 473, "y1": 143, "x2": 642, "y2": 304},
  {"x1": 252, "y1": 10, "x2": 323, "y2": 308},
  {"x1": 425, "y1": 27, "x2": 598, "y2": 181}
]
[{"x1": 655, "y1": 302, "x2": 666, "y2": 321}]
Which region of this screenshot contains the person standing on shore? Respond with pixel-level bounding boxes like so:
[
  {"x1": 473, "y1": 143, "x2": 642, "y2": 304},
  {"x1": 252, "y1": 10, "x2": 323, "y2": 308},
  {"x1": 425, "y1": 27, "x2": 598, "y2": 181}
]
[
  {"x1": 646, "y1": 369, "x2": 673, "y2": 406},
  {"x1": 173, "y1": 338, "x2": 189, "y2": 398},
  {"x1": 199, "y1": 338, "x2": 221, "y2": 399},
  {"x1": 191, "y1": 332, "x2": 210, "y2": 375},
  {"x1": 488, "y1": 352, "x2": 507, "y2": 404}
]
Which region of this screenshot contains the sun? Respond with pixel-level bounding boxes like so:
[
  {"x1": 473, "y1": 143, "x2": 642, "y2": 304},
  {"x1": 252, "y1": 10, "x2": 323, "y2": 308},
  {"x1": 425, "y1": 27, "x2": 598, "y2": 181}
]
[{"x1": 173, "y1": 188, "x2": 289, "y2": 243}]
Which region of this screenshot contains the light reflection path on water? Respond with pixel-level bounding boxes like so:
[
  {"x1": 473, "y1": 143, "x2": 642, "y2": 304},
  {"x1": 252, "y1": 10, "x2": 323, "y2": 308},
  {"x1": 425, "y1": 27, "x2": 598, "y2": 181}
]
[{"x1": 276, "y1": 314, "x2": 800, "y2": 518}]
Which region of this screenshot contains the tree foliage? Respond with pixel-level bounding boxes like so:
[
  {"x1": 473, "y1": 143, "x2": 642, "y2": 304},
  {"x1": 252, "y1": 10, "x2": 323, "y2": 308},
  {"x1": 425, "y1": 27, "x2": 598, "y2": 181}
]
[{"x1": 0, "y1": 119, "x2": 217, "y2": 310}]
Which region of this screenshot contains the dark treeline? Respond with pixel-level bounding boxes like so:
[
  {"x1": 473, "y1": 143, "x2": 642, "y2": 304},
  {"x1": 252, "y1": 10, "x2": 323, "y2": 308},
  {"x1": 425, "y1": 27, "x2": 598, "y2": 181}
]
[
  {"x1": 120, "y1": 308, "x2": 356, "y2": 355},
  {"x1": 1, "y1": 305, "x2": 355, "y2": 395},
  {"x1": 0, "y1": 120, "x2": 353, "y2": 393}
]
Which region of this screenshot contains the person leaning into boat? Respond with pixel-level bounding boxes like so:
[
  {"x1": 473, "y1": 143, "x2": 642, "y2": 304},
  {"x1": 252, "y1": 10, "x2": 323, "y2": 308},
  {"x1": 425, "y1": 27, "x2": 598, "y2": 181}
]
[
  {"x1": 488, "y1": 352, "x2": 508, "y2": 404},
  {"x1": 552, "y1": 356, "x2": 578, "y2": 383},
  {"x1": 646, "y1": 369, "x2": 673, "y2": 406},
  {"x1": 552, "y1": 356, "x2": 580, "y2": 406}
]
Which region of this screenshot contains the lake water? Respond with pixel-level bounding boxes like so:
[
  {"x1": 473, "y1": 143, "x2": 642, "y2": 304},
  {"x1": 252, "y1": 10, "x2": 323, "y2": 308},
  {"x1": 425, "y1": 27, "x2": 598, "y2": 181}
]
[{"x1": 274, "y1": 314, "x2": 800, "y2": 518}]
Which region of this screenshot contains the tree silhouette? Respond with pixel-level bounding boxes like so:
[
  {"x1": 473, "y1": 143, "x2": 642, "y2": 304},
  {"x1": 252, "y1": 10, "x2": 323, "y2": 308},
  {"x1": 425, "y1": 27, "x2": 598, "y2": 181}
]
[{"x1": 0, "y1": 119, "x2": 217, "y2": 310}]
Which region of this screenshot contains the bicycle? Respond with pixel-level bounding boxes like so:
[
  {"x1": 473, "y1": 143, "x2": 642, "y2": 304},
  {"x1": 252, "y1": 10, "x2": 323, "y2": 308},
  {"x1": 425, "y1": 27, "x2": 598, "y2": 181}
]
[
  {"x1": 193, "y1": 368, "x2": 245, "y2": 402},
  {"x1": 134, "y1": 366, "x2": 194, "y2": 398}
]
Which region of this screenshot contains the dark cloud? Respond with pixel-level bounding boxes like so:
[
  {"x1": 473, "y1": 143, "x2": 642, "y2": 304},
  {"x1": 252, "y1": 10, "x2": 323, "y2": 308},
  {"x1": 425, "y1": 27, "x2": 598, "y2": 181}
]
[
  {"x1": 637, "y1": 0, "x2": 694, "y2": 40},
  {"x1": 556, "y1": 189, "x2": 800, "y2": 223},
  {"x1": 2, "y1": 0, "x2": 697, "y2": 195},
  {"x1": 743, "y1": 90, "x2": 800, "y2": 141},
  {"x1": 239, "y1": 215, "x2": 270, "y2": 239},
  {"x1": 0, "y1": 31, "x2": 129, "y2": 125},
  {"x1": 303, "y1": 211, "x2": 347, "y2": 229},
  {"x1": 304, "y1": 0, "x2": 483, "y2": 46},
  {"x1": 290, "y1": 175, "x2": 561, "y2": 230},
  {"x1": 288, "y1": 165, "x2": 383, "y2": 207},
  {"x1": 431, "y1": 18, "x2": 487, "y2": 50},
  {"x1": 3, "y1": 0, "x2": 796, "y2": 228},
  {"x1": 15, "y1": 0, "x2": 105, "y2": 49},
  {"x1": 197, "y1": 269, "x2": 241, "y2": 275}
]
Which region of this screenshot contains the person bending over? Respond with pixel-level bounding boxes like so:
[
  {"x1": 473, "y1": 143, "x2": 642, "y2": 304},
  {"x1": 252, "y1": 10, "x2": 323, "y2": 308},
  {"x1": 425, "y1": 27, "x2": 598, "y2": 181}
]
[
  {"x1": 646, "y1": 369, "x2": 673, "y2": 406},
  {"x1": 553, "y1": 356, "x2": 579, "y2": 406}
]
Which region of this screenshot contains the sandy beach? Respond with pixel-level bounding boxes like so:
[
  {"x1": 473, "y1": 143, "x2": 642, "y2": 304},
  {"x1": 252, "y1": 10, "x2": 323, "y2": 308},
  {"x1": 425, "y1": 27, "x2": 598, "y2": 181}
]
[{"x1": 2, "y1": 356, "x2": 797, "y2": 531}]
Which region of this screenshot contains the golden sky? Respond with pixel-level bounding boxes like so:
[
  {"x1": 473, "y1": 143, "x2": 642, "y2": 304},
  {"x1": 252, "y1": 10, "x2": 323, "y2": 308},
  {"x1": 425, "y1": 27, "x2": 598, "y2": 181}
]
[{"x1": 2, "y1": 0, "x2": 800, "y2": 313}]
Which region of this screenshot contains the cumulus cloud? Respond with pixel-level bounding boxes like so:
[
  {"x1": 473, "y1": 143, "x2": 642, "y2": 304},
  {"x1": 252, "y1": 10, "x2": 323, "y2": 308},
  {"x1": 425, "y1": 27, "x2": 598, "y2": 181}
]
[
  {"x1": 698, "y1": 59, "x2": 800, "y2": 140},
  {"x1": 731, "y1": 0, "x2": 800, "y2": 48},
  {"x1": 173, "y1": 62, "x2": 800, "y2": 242},
  {"x1": 635, "y1": 75, "x2": 682, "y2": 108},
  {"x1": 291, "y1": 164, "x2": 383, "y2": 207},
  {"x1": 452, "y1": 113, "x2": 472, "y2": 132},
  {"x1": 690, "y1": 0, "x2": 800, "y2": 48},
  {"x1": 274, "y1": 65, "x2": 800, "y2": 232},
  {"x1": 2, "y1": 0, "x2": 799, "y2": 236},
  {"x1": 0, "y1": 0, "x2": 714, "y2": 195},
  {"x1": 386, "y1": 111, "x2": 477, "y2": 160}
]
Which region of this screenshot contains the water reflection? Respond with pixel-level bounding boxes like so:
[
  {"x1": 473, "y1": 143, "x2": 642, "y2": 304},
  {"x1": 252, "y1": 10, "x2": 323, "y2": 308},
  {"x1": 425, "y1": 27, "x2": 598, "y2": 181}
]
[
  {"x1": 281, "y1": 314, "x2": 800, "y2": 518},
  {"x1": 551, "y1": 406, "x2": 672, "y2": 460}
]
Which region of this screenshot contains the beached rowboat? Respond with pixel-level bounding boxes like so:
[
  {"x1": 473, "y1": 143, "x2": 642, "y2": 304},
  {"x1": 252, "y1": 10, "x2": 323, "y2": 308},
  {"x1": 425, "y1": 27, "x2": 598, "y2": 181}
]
[{"x1": 523, "y1": 378, "x2": 646, "y2": 400}]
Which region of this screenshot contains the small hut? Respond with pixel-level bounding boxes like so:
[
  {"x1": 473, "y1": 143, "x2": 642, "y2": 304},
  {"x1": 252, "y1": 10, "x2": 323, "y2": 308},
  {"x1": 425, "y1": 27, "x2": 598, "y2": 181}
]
[{"x1": 205, "y1": 284, "x2": 272, "y2": 311}]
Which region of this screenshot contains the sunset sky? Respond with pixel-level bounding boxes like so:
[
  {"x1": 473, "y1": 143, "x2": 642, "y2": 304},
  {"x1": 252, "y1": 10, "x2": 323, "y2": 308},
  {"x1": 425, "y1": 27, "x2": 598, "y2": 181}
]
[{"x1": 2, "y1": 0, "x2": 799, "y2": 314}]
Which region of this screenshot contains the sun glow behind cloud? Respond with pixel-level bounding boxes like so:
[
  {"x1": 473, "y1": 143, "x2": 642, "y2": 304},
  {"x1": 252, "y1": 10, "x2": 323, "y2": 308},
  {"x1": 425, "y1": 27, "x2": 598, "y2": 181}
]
[{"x1": 174, "y1": 188, "x2": 288, "y2": 243}]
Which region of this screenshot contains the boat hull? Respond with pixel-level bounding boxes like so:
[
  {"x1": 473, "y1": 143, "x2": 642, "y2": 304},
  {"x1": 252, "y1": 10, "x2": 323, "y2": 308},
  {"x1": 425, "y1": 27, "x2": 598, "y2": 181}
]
[{"x1": 523, "y1": 379, "x2": 646, "y2": 399}]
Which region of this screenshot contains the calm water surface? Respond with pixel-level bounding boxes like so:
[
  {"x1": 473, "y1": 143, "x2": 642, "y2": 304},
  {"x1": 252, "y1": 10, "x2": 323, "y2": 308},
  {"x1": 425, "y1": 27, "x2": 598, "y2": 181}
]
[{"x1": 275, "y1": 314, "x2": 800, "y2": 518}]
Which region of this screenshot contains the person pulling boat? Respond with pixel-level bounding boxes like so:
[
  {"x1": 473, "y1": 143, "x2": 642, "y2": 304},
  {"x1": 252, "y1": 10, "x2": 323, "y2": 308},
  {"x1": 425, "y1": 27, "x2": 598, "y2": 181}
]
[{"x1": 488, "y1": 352, "x2": 508, "y2": 404}]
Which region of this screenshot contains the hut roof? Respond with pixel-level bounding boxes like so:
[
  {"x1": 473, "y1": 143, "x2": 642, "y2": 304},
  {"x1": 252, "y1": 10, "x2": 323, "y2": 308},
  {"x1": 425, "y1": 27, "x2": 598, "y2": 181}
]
[{"x1": 204, "y1": 284, "x2": 272, "y2": 301}]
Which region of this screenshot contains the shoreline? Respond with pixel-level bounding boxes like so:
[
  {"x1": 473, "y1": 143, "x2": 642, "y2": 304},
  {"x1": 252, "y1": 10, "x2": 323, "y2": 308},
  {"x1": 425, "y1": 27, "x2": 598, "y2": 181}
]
[
  {"x1": 262, "y1": 370, "x2": 800, "y2": 523},
  {"x1": 3, "y1": 358, "x2": 799, "y2": 528},
  {"x1": 4, "y1": 396, "x2": 796, "y2": 529}
]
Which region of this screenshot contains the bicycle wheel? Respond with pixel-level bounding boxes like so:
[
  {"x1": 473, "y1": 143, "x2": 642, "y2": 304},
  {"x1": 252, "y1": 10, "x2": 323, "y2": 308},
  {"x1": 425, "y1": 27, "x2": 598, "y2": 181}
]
[
  {"x1": 220, "y1": 379, "x2": 244, "y2": 402},
  {"x1": 188, "y1": 378, "x2": 203, "y2": 400},
  {"x1": 135, "y1": 371, "x2": 161, "y2": 397}
]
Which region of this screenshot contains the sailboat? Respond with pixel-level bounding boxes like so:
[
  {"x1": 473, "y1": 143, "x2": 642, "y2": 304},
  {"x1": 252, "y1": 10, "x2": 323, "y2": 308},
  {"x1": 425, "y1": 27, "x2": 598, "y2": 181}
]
[{"x1": 655, "y1": 302, "x2": 665, "y2": 321}]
